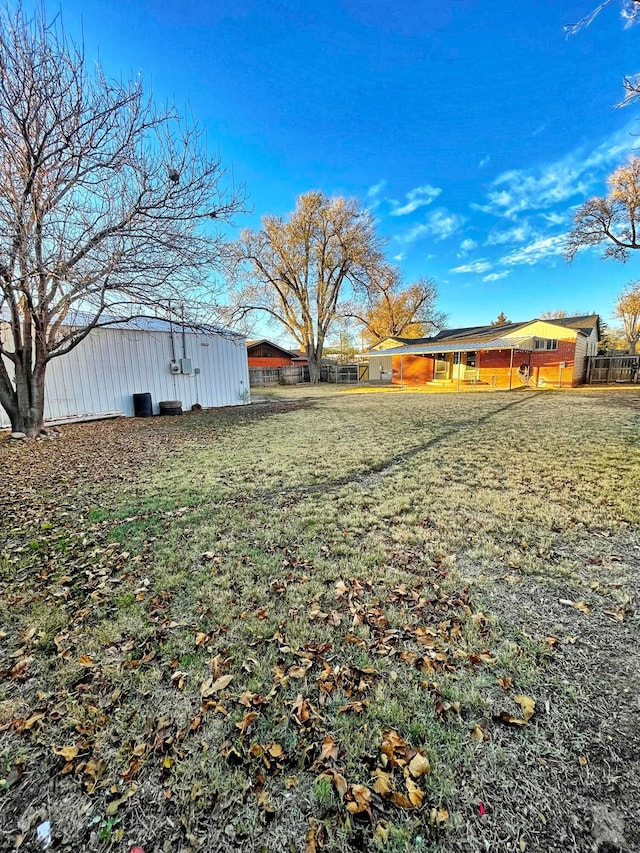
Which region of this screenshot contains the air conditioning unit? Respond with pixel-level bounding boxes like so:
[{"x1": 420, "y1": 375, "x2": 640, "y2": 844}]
[{"x1": 170, "y1": 361, "x2": 180, "y2": 374}]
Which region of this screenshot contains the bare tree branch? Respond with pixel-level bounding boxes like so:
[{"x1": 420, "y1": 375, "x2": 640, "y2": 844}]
[
  {"x1": 0, "y1": 3, "x2": 246, "y2": 435},
  {"x1": 565, "y1": 155, "x2": 640, "y2": 262}
]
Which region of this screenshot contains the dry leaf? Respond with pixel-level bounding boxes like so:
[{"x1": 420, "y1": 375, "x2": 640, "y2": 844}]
[
  {"x1": 346, "y1": 783, "x2": 372, "y2": 814},
  {"x1": 559, "y1": 599, "x2": 591, "y2": 615},
  {"x1": 373, "y1": 768, "x2": 393, "y2": 796},
  {"x1": 408, "y1": 753, "x2": 431, "y2": 778},
  {"x1": 52, "y1": 744, "x2": 79, "y2": 761},
  {"x1": 471, "y1": 725, "x2": 489, "y2": 743},
  {"x1": 603, "y1": 608, "x2": 625, "y2": 622},
  {"x1": 429, "y1": 806, "x2": 449, "y2": 827},
  {"x1": 200, "y1": 674, "x2": 233, "y2": 697},
  {"x1": 318, "y1": 735, "x2": 338, "y2": 764},
  {"x1": 405, "y1": 776, "x2": 424, "y2": 807},
  {"x1": 235, "y1": 711, "x2": 258, "y2": 735},
  {"x1": 514, "y1": 695, "x2": 535, "y2": 722},
  {"x1": 495, "y1": 711, "x2": 528, "y2": 727}
]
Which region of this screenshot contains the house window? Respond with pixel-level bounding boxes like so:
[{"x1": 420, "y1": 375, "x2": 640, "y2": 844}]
[
  {"x1": 534, "y1": 338, "x2": 558, "y2": 351},
  {"x1": 466, "y1": 351, "x2": 477, "y2": 367}
]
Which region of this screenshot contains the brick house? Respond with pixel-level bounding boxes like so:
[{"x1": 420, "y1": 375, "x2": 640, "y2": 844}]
[
  {"x1": 367, "y1": 315, "x2": 600, "y2": 389},
  {"x1": 246, "y1": 339, "x2": 297, "y2": 369}
]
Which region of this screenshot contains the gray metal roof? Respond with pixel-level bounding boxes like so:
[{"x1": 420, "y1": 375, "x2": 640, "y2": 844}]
[{"x1": 367, "y1": 337, "x2": 533, "y2": 357}]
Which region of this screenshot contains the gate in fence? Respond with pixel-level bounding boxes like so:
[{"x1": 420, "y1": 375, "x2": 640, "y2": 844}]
[{"x1": 586, "y1": 355, "x2": 640, "y2": 384}]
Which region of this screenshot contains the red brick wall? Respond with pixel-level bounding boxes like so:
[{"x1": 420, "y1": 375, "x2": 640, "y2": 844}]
[
  {"x1": 248, "y1": 356, "x2": 293, "y2": 368},
  {"x1": 390, "y1": 354, "x2": 434, "y2": 384},
  {"x1": 478, "y1": 340, "x2": 577, "y2": 387}
]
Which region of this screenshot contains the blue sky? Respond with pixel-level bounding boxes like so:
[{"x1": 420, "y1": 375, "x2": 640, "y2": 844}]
[{"x1": 25, "y1": 0, "x2": 640, "y2": 332}]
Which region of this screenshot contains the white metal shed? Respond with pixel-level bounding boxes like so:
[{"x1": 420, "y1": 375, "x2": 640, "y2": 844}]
[{"x1": 0, "y1": 317, "x2": 250, "y2": 428}]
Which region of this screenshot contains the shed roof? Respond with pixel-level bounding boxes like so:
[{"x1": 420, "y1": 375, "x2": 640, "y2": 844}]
[{"x1": 246, "y1": 339, "x2": 296, "y2": 357}]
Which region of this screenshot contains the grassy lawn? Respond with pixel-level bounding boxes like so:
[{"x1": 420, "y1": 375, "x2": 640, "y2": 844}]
[{"x1": 1, "y1": 388, "x2": 639, "y2": 852}]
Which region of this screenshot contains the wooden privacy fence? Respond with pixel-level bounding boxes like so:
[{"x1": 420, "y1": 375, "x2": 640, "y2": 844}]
[
  {"x1": 586, "y1": 355, "x2": 639, "y2": 384},
  {"x1": 249, "y1": 366, "x2": 309, "y2": 387},
  {"x1": 249, "y1": 363, "x2": 369, "y2": 387},
  {"x1": 321, "y1": 363, "x2": 369, "y2": 383}
]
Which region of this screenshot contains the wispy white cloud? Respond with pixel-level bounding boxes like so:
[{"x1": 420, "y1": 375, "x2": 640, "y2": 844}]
[
  {"x1": 478, "y1": 155, "x2": 491, "y2": 168},
  {"x1": 483, "y1": 271, "x2": 511, "y2": 282},
  {"x1": 499, "y1": 234, "x2": 566, "y2": 266},
  {"x1": 451, "y1": 259, "x2": 492, "y2": 274},
  {"x1": 476, "y1": 123, "x2": 638, "y2": 219},
  {"x1": 485, "y1": 224, "x2": 533, "y2": 246},
  {"x1": 459, "y1": 238, "x2": 478, "y2": 254},
  {"x1": 427, "y1": 209, "x2": 464, "y2": 241},
  {"x1": 540, "y1": 212, "x2": 565, "y2": 225},
  {"x1": 367, "y1": 179, "x2": 387, "y2": 198},
  {"x1": 397, "y1": 209, "x2": 464, "y2": 244},
  {"x1": 393, "y1": 252, "x2": 405, "y2": 262},
  {"x1": 389, "y1": 184, "x2": 442, "y2": 216}
]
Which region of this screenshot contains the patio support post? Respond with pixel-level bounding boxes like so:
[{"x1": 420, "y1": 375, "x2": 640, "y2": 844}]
[
  {"x1": 509, "y1": 348, "x2": 514, "y2": 390},
  {"x1": 400, "y1": 355, "x2": 404, "y2": 388},
  {"x1": 457, "y1": 352, "x2": 461, "y2": 391}
]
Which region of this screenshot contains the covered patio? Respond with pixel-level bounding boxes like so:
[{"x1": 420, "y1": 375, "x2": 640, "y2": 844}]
[{"x1": 367, "y1": 337, "x2": 535, "y2": 389}]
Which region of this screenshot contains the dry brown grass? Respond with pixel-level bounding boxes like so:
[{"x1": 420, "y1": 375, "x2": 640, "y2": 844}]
[{"x1": 0, "y1": 388, "x2": 638, "y2": 853}]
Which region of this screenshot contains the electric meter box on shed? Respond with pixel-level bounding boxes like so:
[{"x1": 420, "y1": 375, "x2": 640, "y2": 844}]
[
  {"x1": 180, "y1": 358, "x2": 192, "y2": 374},
  {"x1": 170, "y1": 361, "x2": 180, "y2": 374}
]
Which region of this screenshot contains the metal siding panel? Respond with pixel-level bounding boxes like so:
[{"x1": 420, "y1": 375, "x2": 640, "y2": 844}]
[{"x1": 1, "y1": 325, "x2": 249, "y2": 428}]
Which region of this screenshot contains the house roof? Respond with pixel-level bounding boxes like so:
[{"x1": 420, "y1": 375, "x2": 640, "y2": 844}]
[
  {"x1": 368, "y1": 336, "x2": 535, "y2": 358},
  {"x1": 543, "y1": 314, "x2": 601, "y2": 338},
  {"x1": 246, "y1": 339, "x2": 296, "y2": 357},
  {"x1": 367, "y1": 314, "x2": 599, "y2": 357}
]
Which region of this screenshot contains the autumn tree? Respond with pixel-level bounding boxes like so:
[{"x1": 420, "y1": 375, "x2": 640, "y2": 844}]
[
  {"x1": 0, "y1": 4, "x2": 244, "y2": 436},
  {"x1": 614, "y1": 281, "x2": 640, "y2": 352},
  {"x1": 565, "y1": 156, "x2": 640, "y2": 262},
  {"x1": 351, "y1": 268, "x2": 444, "y2": 345},
  {"x1": 491, "y1": 311, "x2": 511, "y2": 326},
  {"x1": 231, "y1": 191, "x2": 385, "y2": 382}
]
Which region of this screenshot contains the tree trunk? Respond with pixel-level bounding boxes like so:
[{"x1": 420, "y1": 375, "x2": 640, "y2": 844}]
[
  {"x1": 0, "y1": 353, "x2": 46, "y2": 436},
  {"x1": 307, "y1": 350, "x2": 320, "y2": 383},
  {"x1": 629, "y1": 338, "x2": 638, "y2": 355}
]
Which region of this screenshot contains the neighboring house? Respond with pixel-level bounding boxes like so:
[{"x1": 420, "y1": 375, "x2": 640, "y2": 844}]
[
  {"x1": 246, "y1": 339, "x2": 298, "y2": 368},
  {"x1": 367, "y1": 315, "x2": 600, "y2": 388},
  {"x1": 0, "y1": 317, "x2": 250, "y2": 429},
  {"x1": 289, "y1": 348, "x2": 309, "y2": 368}
]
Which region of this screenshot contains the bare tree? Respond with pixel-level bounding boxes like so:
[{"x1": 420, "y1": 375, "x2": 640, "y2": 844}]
[
  {"x1": 565, "y1": 156, "x2": 640, "y2": 261},
  {"x1": 349, "y1": 267, "x2": 444, "y2": 345},
  {"x1": 539, "y1": 310, "x2": 568, "y2": 319},
  {"x1": 614, "y1": 281, "x2": 640, "y2": 352},
  {"x1": 231, "y1": 191, "x2": 385, "y2": 382},
  {"x1": 565, "y1": 1, "x2": 640, "y2": 103},
  {"x1": 0, "y1": 4, "x2": 245, "y2": 436},
  {"x1": 565, "y1": 0, "x2": 640, "y2": 35}
]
